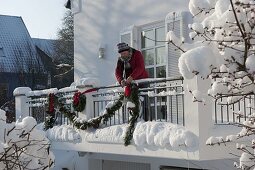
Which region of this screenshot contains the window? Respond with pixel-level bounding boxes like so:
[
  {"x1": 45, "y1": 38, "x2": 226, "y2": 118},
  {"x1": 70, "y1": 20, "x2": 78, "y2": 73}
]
[
  {"x1": 140, "y1": 23, "x2": 167, "y2": 121},
  {"x1": 120, "y1": 25, "x2": 138, "y2": 48},
  {"x1": 141, "y1": 26, "x2": 166, "y2": 78}
]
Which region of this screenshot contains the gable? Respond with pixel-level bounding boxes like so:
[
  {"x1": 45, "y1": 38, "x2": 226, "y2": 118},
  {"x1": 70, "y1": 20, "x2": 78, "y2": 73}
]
[{"x1": 0, "y1": 15, "x2": 44, "y2": 73}]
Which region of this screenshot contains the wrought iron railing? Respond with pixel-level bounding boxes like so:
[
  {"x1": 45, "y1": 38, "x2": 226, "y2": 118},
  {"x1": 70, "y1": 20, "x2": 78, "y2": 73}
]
[
  {"x1": 214, "y1": 94, "x2": 255, "y2": 124},
  {"x1": 27, "y1": 88, "x2": 77, "y2": 125},
  {"x1": 92, "y1": 77, "x2": 185, "y2": 126},
  {"x1": 26, "y1": 77, "x2": 185, "y2": 127}
]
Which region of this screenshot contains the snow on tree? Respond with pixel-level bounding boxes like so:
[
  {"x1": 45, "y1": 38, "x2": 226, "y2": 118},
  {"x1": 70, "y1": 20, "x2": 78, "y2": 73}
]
[
  {"x1": 167, "y1": 0, "x2": 255, "y2": 169},
  {"x1": 0, "y1": 109, "x2": 54, "y2": 170}
]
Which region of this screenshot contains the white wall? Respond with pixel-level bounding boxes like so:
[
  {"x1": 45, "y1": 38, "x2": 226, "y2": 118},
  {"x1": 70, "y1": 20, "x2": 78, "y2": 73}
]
[{"x1": 74, "y1": 0, "x2": 189, "y2": 86}]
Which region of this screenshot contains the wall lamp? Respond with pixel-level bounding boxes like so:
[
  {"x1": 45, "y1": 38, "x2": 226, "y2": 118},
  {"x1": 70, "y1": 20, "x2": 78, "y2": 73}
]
[{"x1": 98, "y1": 43, "x2": 106, "y2": 59}]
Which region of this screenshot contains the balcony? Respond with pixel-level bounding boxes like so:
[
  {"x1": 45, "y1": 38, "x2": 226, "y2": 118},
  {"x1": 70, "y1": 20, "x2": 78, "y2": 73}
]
[{"x1": 13, "y1": 77, "x2": 242, "y2": 163}]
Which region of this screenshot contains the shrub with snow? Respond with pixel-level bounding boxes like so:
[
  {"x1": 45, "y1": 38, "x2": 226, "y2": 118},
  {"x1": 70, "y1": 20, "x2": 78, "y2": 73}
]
[{"x1": 0, "y1": 109, "x2": 54, "y2": 170}]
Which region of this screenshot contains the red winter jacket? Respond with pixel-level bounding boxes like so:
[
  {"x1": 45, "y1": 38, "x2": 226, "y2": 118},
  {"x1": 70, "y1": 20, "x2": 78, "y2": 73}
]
[{"x1": 115, "y1": 48, "x2": 149, "y2": 84}]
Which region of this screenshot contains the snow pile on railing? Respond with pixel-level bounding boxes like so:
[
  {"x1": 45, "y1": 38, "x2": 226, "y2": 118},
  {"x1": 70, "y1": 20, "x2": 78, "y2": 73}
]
[
  {"x1": 47, "y1": 121, "x2": 198, "y2": 150},
  {"x1": 46, "y1": 125, "x2": 81, "y2": 143},
  {"x1": 133, "y1": 121, "x2": 197, "y2": 148}
]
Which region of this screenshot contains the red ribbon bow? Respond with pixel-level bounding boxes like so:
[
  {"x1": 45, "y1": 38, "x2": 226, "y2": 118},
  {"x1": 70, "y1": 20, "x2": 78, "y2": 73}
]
[{"x1": 73, "y1": 92, "x2": 81, "y2": 106}]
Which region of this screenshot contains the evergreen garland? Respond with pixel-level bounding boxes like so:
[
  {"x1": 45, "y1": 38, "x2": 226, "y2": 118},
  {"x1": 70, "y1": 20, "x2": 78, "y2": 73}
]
[
  {"x1": 44, "y1": 93, "x2": 56, "y2": 130},
  {"x1": 124, "y1": 84, "x2": 140, "y2": 146},
  {"x1": 44, "y1": 84, "x2": 140, "y2": 146}
]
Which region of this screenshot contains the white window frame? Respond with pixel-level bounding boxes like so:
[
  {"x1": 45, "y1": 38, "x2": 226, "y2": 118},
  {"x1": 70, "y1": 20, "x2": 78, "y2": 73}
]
[
  {"x1": 119, "y1": 25, "x2": 138, "y2": 49},
  {"x1": 138, "y1": 20, "x2": 167, "y2": 78}
]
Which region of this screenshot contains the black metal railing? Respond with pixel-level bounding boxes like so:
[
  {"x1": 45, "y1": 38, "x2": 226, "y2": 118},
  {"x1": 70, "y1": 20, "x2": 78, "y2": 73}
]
[
  {"x1": 26, "y1": 77, "x2": 185, "y2": 127},
  {"x1": 92, "y1": 77, "x2": 185, "y2": 126},
  {"x1": 214, "y1": 94, "x2": 255, "y2": 124}
]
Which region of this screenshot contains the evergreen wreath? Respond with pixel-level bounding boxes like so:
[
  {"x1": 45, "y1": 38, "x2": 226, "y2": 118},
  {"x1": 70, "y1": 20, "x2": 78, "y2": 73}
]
[
  {"x1": 73, "y1": 91, "x2": 86, "y2": 112},
  {"x1": 44, "y1": 84, "x2": 140, "y2": 146}
]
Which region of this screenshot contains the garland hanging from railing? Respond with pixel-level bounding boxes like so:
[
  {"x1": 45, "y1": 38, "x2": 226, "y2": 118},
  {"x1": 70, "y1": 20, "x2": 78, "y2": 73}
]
[
  {"x1": 44, "y1": 93, "x2": 56, "y2": 130},
  {"x1": 44, "y1": 84, "x2": 140, "y2": 146}
]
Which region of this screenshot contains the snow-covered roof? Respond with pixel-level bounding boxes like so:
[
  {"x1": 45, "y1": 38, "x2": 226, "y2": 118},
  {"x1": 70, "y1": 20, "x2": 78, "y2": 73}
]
[
  {"x1": 0, "y1": 15, "x2": 43, "y2": 73},
  {"x1": 33, "y1": 38, "x2": 56, "y2": 58}
]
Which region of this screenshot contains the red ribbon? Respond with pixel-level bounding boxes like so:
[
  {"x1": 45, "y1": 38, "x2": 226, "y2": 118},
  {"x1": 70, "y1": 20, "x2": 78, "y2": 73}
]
[
  {"x1": 49, "y1": 93, "x2": 55, "y2": 113},
  {"x1": 73, "y1": 92, "x2": 81, "y2": 106},
  {"x1": 124, "y1": 85, "x2": 131, "y2": 97}
]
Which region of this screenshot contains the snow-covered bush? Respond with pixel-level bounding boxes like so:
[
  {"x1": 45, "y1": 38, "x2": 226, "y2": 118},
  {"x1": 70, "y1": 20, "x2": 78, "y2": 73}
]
[
  {"x1": 168, "y1": 0, "x2": 255, "y2": 169},
  {"x1": 0, "y1": 109, "x2": 54, "y2": 170}
]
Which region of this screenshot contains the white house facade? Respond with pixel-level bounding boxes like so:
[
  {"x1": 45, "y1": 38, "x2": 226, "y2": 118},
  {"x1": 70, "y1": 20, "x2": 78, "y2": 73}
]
[
  {"x1": 73, "y1": 0, "x2": 192, "y2": 86},
  {"x1": 12, "y1": 0, "x2": 250, "y2": 170}
]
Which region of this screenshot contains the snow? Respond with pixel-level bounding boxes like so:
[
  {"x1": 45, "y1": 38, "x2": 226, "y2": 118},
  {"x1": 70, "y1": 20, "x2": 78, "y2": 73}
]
[
  {"x1": 133, "y1": 121, "x2": 197, "y2": 148},
  {"x1": 48, "y1": 121, "x2": 198, "y2": 150},
  {"x1": 26, "y1": 88, "x2": 58, "y2": 97},
  {"x1": 178, "y1": 46, "x2": 218, "y2": 79},
  {"x1": 73, "y1": 77, "x2": 100, "y2": 87},
  {"x1": 245, "y1": 55, "x2": 255, "y2": 75},
  {"x1": 239, "y1": 152, "x2": 254, "y2": 169},
  {"x1": 13, "y1": 87, "x2": 32, "y2": 96},
  {"x1": 206, "y1": 136, "x2": 224, "y2": 145},
  {"x1": 46, "y1": 125, "x2": 82, "y2": 143},
  {"x1": 0, "y1": 109, "x2": 54, "y2": 169}
]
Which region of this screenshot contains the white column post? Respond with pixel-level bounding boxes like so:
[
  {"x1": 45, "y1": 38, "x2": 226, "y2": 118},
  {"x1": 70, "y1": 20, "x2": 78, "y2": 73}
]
[
  {"x1": 13, "y1": 87, "x2": 32, "y2": 120},
  {"x1": 183, "y1": 76, "x2": 213, "y2": 157}
]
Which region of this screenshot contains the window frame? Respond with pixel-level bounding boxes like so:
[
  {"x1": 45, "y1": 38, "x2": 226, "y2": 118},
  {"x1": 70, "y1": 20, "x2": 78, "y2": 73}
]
[{"x1": 138, "y1": 20, "x2": 167, "y2": 79}]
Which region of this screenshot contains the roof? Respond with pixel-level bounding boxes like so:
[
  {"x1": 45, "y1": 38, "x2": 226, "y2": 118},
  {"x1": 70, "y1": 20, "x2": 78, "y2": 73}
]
[
  {"x1": 33, "y1": 38, "x2": 56, "y2": 58},
  {"x1": 0, "y1": 15, "x2": 44, "y2": 73}
]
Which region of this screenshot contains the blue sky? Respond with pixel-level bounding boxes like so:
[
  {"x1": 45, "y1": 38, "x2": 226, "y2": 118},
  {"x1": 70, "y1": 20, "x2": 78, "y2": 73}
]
[{"x1": 0, "y1": 0, "x2": 68, "y2": 39}]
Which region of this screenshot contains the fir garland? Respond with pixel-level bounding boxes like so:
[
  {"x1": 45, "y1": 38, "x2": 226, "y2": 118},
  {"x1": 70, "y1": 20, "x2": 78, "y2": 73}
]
[
  {"x1": 59, "y1": 95, "x2": 124, "y2": 130},
  {"x1": 44, "y1": 84, "x2": 140, "y2": 146},
  {"x1": 44, "y1": 93, "x2": 56, "y2": 130},
  {"x1": 73, "y1": 91, "x2": 86, "y2": 112},
  {"x1": 124, "y1": 84, "x2": 140, "y2": 146}
]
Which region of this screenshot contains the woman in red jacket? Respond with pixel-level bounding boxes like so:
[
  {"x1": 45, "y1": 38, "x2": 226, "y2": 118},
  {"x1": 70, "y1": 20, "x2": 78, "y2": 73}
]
[{"x1": 115, "y1": 42, "x2": 149, "y2": 87}]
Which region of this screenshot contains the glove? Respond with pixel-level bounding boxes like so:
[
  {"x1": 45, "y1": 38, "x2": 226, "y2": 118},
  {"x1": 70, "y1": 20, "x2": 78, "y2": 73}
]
[
  {"x1": 126, "y1": 76, "x2": 133, "y2": 84},
  {"x1": 120, "y1": 80, "x2": 127, "y2": 87}
]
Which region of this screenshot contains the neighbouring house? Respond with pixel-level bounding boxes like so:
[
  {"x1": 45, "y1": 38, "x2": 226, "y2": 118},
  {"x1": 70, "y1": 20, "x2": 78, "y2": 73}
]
[
  {"x1": 0, "y1": 15, "x2": 74, "y2": 108},
  {"x1": 13, "y1": 1, "x2": 246, "y2": 170},
  {"x1": 0, "y1": 15, "x2": 48, "y2": 106}
]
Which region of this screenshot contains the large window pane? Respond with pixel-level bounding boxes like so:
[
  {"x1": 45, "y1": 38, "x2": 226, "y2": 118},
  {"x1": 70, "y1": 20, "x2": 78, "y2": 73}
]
[
  {"x1": 141, "y1": 30, "x2": 154, "y2": 48},
  {"x1": 156, "y1": 27, "x2": 165, "y2": 46},
  {"x1": 156, "y1": 66, "x2": 166, "y2": 78},
  {"x1": 156, "y1": 47, "x2": 166, "y2": 65},
  {"x1": 146, "y1": 68, "x2": 154, "y2": 78},
  {"x1": 142, "y1": 49, "x2": 154, "y2": 66}
]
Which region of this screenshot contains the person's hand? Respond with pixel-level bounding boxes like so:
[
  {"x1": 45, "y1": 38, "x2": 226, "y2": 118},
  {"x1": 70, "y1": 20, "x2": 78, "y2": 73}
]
[
  {"x1": 126, "y1": 76, "x2": 133, "y2": 84},
  {"x1": 121, "y1": 80, "x2": 127, "y2": 87}
]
